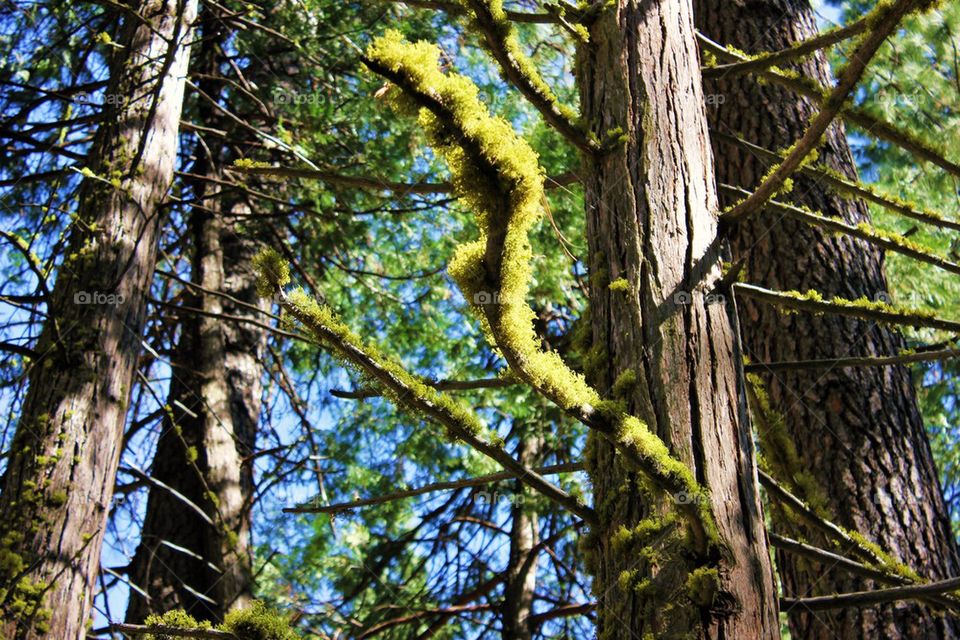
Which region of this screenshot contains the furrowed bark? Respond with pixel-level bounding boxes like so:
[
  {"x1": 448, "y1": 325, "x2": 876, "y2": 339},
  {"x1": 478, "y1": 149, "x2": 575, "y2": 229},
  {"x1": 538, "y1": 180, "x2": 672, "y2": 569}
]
[
  {"x1": 126, "y1": 10, "x2": 266, "y2": 622},
  {"x1": 0, "y1": 0, "x2": 198, "y2": 637},
  {"x1": 502, "y1": 437, "x2": 539, "y2": 640},
  {"x1": 576, "y1": 1, "x2": 778, "y2": 637},
  {"x1": 694, "y1": 0, "x2": 960, "y2": 637}
]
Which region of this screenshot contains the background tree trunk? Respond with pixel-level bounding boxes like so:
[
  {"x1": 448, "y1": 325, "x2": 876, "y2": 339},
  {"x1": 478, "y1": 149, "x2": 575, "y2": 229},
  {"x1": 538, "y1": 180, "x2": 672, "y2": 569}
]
[
  {"x1": 576, "y1": 1, "x2": 778, "y2": 637},
  {"x1": 125, "y1": 11, "x2": 267, "y2": 620},
  {"x1": 0, "y1": 1, "x2": 198, "y2": 637},
  {"x1": 694, "y1": 1, "x2": 960, "y2": 637},
  {"x1": 502, "y1": 437, "x2": 539, "y2": 640}
]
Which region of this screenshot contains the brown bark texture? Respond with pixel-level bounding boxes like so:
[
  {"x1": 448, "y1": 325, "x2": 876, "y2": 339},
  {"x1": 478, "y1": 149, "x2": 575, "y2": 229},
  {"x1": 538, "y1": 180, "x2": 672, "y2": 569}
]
[
  {"x1": 0, "y1": 1, "x2": 198, "y2": 637},
  {"x1": 124, "y1": 9, "x2": 267, "y2": 623},
  {"x1": 577, "y1": 1, "x2": 778, "y2": 637},
  {"x1": 694, "y1": 0, "x2": 960, "y2": 637}
]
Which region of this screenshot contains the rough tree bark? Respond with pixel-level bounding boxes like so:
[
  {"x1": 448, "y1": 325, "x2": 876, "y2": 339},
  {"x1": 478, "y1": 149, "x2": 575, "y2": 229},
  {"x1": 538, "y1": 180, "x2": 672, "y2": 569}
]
[
  {"x1": 576, "y1": 1, "x2": 778, "y2": 637},
  {"x1": 125, "y1": 12, "x2": 266, "y2": 621},
  {"x1": 0, "y1": 1, "x2": 198, "y2": 637},
  {"x1": 125, "y1": 202, "x2": 266, "y2": 623},
  {"x1": 694, "y1": 1, "x2": 960, "y2": 638},
  {"x1": 502, "y1": 437, "x2": 539, "y2": 640}
]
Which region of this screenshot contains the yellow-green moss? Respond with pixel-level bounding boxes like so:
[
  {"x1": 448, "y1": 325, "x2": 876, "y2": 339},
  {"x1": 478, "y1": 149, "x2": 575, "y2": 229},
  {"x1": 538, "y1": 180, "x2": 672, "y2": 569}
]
[
  {"x1": 222, "y1": 601, "x2": 297, "y2": 640},
  {"x1": 252, "y1": 248, "x2": 290, "y2": 299},
  {"x1": 366, "y1": 29, "x2": 721, "y2": 555},
  {"x1": 685, "y1": 566, "x2": 720, "y2": 607},
  {"x1": 608, "y1": 277, "x2": 631, "y2": 293}
]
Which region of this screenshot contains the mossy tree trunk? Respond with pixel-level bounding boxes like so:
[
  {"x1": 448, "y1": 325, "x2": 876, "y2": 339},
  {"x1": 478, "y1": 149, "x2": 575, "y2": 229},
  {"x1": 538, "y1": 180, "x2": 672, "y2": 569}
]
[
  {"x1": 0, "y1": 0, "x2": 198, "y2": 637},
  {"x1": 576, "y1": 1, "x2": 779, "y2": 637},
  {"x1": 694, "y1": 1, "x2": 960, "y2": 637},
  {"x1": 126, "y1": 10, "x2": 266, "y2": 623}
]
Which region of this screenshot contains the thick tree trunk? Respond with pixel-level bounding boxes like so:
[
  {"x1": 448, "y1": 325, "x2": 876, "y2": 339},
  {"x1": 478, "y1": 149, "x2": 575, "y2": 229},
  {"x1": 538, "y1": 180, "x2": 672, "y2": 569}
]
[
  {"x1": 124, "y1": 10, "x2": 266, "y2": 623},
  {"x1": 125, "y1": 199, "x2": 266, "y2": 623},
  {"x1": 0, "y1": 1, "x2": 197, "y2": 637},
  {"x1": 694, "y1": 1, "x2": 960, "y2": 638},
  {"x1": 576, "y1": 1, "x2": 778, "y2": 637}
]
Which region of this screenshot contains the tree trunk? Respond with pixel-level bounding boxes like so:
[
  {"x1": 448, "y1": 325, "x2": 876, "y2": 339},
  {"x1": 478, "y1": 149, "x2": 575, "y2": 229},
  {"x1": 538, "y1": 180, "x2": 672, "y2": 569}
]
[
  {"x1": 502, "y1": 438, "x2": 539, "y2": 640},
  {"x1": 125, "y1": 14, "x2": 266, "y2": 617},
  {"x1": 125, "y1": 196, "x2": 266, "y2": 622},
  {"x1": 576, "y1": 1, "x2": 778, "y2": 637},
  {"x1": 694, "y1": 1, "x2": 960, "y2": 638},
  {"x1": 0, "y1": 1, "x2": 197, "y2": 637}
]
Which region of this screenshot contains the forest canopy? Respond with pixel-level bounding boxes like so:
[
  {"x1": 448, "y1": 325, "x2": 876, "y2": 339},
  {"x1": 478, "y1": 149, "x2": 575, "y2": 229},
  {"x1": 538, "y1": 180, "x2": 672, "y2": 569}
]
[{"x1": 1, "y1": 0, "x2": 960, "y2": 639}]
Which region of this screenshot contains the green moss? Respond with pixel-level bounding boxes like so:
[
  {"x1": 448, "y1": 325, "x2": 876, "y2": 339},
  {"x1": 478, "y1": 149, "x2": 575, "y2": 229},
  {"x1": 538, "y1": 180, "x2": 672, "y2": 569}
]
[
  {"x1": 221, "y1": 601, "x2": 297, "y2": 640},
  {"x1": 608, "y1": 277, "x2": 631, "y2": 292},
  {"x1": 233, "y1": 158, "x2": 273, "y2": 169},
  {"x1": 367, "y1": 28, "x2": 721, "y2": 557},
  {"x1": 143, "y1": 610, "x2": 212, "y2": 640},
  {"x1": 252, "y1": 248, "x2": 290, "y2": 299},
  {"x1": 685, "y1": 567, "x2": 720, "y2": 607},
  {"x1": 611, "y1": 369, "x2": 638, "y2": 398}
]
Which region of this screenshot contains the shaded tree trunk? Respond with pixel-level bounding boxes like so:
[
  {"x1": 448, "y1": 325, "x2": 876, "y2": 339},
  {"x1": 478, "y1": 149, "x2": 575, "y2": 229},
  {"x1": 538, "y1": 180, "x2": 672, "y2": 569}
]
[
  {"x1": 502, "y1": 437, "x2": 539, "y2": 640},
  {"x1": 0, "y1": 1, "x2": 198, "y2": 637},
  {"x1": 125, "y1": 12, "x2": 267, "y2": 621},
  {"x1": 694, "y1": 1, "x2": 960, "y2": 638},
  {"x1": 576, "y1": 1, "x2": 778, "y2": 637},
  {"x1": 125, "y1": 199, "x2": 266, "y2": 623}
]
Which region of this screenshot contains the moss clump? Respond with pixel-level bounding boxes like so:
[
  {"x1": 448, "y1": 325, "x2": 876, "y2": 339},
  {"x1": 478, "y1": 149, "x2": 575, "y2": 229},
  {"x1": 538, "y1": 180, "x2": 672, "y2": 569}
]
[
  {"x1": 685, "y1": 566, "x2": 720, "y2": 607},
  {"x1": 232, "y1": 158, "x2": 272, "y2": 169},
  {"x1": 143, "y1": 610, "x2": 211, "y2": 640},
  {"x1": 142, "y1": 603, "x2": 298, "y2": 640},
  {"x1": 608, "y1": 277, "x2": 631, "y2": 293},
  {"x1": 222, "y1": 601, "x2": 297, "y2": 640},
  {"x1": 252, "y1": 248, "x2": 290, "y2": 299}
]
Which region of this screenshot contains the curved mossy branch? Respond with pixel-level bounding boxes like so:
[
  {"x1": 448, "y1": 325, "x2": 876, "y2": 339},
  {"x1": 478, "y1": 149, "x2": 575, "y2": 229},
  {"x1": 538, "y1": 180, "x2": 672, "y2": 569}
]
[
  {"x1": 713, "y1": 131, "x2": 960, "y2": 232},
  {"x1": 702, "y1": 14, "x2": 871, "y2": 79},
  {"x1": 721, "y1": 0, "x2": 937, "y2": 222},
  {"x1": 698, "y1": 30, "x2": 960, "y2": 181},
  {"x1": 734, "y1": 282, "x2": 960, "y2": 333},
  {"x1": 253, "y1": 251, "x2": 596, "y2": 525},
  {"x1": 362, "y1": 31, "x2": 719, "y2": 555},
  {"x1": 458, "y1": 0, "x2": 599, "y2": 155},
  {"x1": 719, "y1": 184, "x2": 960, "y2": 276}
]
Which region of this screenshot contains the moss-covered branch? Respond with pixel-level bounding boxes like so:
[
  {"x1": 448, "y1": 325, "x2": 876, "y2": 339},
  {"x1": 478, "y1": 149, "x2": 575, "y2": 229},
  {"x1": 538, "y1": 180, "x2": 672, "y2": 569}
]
[
  {"x1": 734, "y1": 282, "x2": 960, "y2": 333},
  {"x1": 744, "y1": 346, "x2": 960, "y2": 373},
  {"x1": 699, "y1": 27, "x2": 960, "y2": 180},
  {"x1": 713, "y1": 131, "x2": 960, "y2": 232},
  {"x1": 253, "y1": 250, "x2": 596, "y2": 525},
  {"x1": 719, "y1": 184, "x2": 960, "y2": 275},
  {"x1": 362, "y1": 31, "x2": 718, "y2": 555},
  {"x1": 702, "y1": 14, "x2": 870, "y2": 79},
  {"x1": 457, "y1": 0, "x2": 597, "y2": 154},
  {"x1": 720, "y1": 0, "x2": 937, "y2": 223}
]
